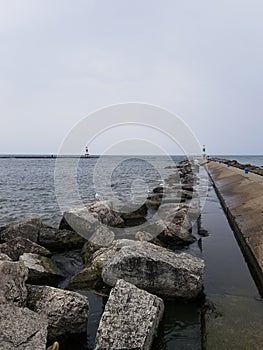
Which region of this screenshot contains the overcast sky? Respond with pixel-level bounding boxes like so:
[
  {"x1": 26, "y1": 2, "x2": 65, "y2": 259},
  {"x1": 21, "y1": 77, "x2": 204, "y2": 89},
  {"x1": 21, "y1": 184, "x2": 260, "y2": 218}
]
[{"x1": 0, "y1": 0, "x2": 262, "y2": 155}]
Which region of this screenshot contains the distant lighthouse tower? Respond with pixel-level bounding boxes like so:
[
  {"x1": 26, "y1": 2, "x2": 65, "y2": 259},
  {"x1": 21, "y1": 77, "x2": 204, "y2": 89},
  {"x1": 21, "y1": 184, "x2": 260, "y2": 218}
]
[
  {"x1": 202, "y1": 145, "x2": 206, "y2": 159},
  {"x1": 85, "y1": 146, "x2": 90, "y2": 158}
]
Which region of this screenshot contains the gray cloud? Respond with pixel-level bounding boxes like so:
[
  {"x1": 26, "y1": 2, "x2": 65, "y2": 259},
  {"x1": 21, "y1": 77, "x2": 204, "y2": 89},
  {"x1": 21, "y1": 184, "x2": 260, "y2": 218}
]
[{"x1": 0, "y1": 0, "x2": 262, "y2": 155}]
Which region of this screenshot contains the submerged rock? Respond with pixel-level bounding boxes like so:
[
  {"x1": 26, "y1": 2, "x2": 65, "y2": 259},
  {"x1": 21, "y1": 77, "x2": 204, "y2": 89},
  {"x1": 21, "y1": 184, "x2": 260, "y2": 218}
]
[
  {"x1": 94, "y1": 279, "x2": 164, "y2": 350},
  {"x1": 0, "y1": 304, "x2": 48, "y2": 350},
  {"x1": 27, "y1": 285, "x2": 89, "y2": 341},
  {"x1": 0, "y1": 260, "x2": 28, "y2": 306},
  {"x1": 0, "y1": 218, "x2": 42, "y2": 243},
  {"x1": 39, "y1": 228, "x2": 86, "y2": 252},
  {"x1": 0, "y1": 237, "x2": 51, "y2": 261},
  {"x1": 19, "y1": 253, "x2": 64, "y2": 286},
  {"x1": 102, "y1": 242, "x2": 204, "y2": 299}
]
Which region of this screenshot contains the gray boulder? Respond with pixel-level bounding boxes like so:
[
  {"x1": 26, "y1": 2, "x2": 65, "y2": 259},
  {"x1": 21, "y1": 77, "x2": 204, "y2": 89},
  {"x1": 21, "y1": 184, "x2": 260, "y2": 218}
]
[
  {"x1": 39, "y1": 227, "x2": 86, "y2": 252},
  {"x1": 0, "y1": 253, "x2": 12, "y2": 261},
  {"x1": 60, "y1": 201, "x2": 124, "y2": 239},
  {"x1": 69, "y1": 240, "x2": 139, "y2": 289},
  {"x1": 27, "y1": 284, "x2": 89, "y2": 341},
  {"x1": 0, "y1": 260, "x2": 28, "y2": 306},
  {"x1": 0, "y1": 304, "x2": 48, "y2": 350},
  {"x1": 89, "y1": 225, "x2": 115, "y2": 247},
  {"x1": 0, "y1": 237, "x2": 51, "y2": 261},
  {"x1": 19, "y1": 253, "x2": 64, "y2": 286},
  {"x1": 1, "y1": 218, "x2": 42, "y2": 243},
  {"x1": 102, "y1": 242, "x2": 204, "y2": 299},
  {"x1": 59, "y1": 207, "x2": 99, "y2": 235},
  {"x1": 94, "y1": 279, "x2": 164, "y2": 350}
]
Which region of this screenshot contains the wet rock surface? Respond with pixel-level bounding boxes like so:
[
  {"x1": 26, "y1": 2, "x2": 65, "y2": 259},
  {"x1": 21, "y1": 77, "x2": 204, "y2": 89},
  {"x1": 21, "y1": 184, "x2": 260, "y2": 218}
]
[
  {"x1": 94, "y1": 279, "x2": 164, "y2": 350},
  {"x1": 0, "y1": 303, "x2": 48, "y2": 350},
  {"x1": 27, "y1": 284, "x2": 89, "y2": 342}
]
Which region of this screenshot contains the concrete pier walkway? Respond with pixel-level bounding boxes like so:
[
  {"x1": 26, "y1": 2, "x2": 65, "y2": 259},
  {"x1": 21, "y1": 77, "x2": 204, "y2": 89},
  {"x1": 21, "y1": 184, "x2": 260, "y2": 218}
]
[{"x1": 207, "y1": 161, "x2": 263, "y2": 294}]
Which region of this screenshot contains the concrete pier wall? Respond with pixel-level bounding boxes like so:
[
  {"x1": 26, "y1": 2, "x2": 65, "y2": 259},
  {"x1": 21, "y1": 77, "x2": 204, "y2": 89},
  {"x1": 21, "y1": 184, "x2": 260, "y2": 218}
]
[{"x1": 207, "y1": 161, "x2": 263, "y2": 295}]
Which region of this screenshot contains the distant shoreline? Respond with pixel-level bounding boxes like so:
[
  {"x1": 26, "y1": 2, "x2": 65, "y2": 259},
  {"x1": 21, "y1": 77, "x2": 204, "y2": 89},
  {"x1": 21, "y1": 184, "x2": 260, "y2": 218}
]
[{"x1": 0, "y1": 155, "x2": 100, "y2": 159}]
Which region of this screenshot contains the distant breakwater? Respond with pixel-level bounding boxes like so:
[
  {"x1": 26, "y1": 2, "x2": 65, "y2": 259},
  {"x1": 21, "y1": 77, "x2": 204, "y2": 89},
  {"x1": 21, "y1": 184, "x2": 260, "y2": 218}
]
[
  {"x1": 0, "y1": 155, "x2": 100, "y2": 159},
  {"x1": 210, "y1": 157, "x2": 263, "y2": 176}
]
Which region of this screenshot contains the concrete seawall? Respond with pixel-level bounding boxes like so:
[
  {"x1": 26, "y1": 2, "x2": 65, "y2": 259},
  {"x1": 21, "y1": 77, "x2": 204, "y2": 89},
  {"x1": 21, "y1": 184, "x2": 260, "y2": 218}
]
[{"x1": 207, "y1": 161, "x2": 263, "y2": 295}]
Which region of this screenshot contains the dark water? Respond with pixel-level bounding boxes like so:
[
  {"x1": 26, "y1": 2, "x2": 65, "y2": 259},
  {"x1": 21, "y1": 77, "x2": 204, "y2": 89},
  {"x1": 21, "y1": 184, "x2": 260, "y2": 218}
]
[{"x1": 1, "y1": 156, "x2": 262, "y2": 349}]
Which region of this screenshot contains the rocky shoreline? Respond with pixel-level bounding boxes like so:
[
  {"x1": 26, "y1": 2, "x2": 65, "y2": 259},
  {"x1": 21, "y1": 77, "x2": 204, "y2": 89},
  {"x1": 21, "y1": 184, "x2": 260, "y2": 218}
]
[{"x1": 0, "y1": 159, "x2": 206, "y2": 350}]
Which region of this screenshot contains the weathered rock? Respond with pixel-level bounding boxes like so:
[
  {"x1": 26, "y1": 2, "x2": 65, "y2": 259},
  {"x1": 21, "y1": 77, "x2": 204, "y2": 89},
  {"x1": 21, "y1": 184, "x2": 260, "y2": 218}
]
[
  {"x1": 102, "y1": 242, "x2": 204, "y2": 299},
  {"x1": 135, "y1": 231, "x2": 154, "y2": 242},
  {"x1": 1, "y1": 218, "x2": 42, "y2": 243},
  {"x1": 19, "y1": 253, "x2": 64, "y2": 286},
  {"x1": 0, "y1": 260, "x2": 28, "y2": 306},
  {"x1": 59, "y1": 207, "x2": 99, "y2": 235},
  {"x1": 39, "y1": 228, "x2": 86, "y2": 252},
  {"x1": 0, "y1": 253, "x2": 12, "y2": 261},
  {"x1": 88, "y1": 201, "x2": 124, "y2": 227},
  {"x1": 0, "y1": 304, "x2": 48, "y2": 350},
  {"x1": 89, "y1": 225, "x2": 115, "y2": 247},
  {"x1": 27, "y1": 285, "x2": 89, "y2": 341},
  {"x1": 81, "y1": 241, "x2": 103, "y2": 265},
  {"x1": 149, "y1": 206, "x2": 196, "y2": 245},
  {"x1": 94, "y1": 279, "x2": 164, "y2": 350},
  {"x1": 156, "y1": 223, "x2": 195, "y2": 246},
  {"x1": 0, "y1": 237, "x2": 51, "y2": 261},
  {"x1": 70, "y1": 240, "x2": 139, "y2": 289}
]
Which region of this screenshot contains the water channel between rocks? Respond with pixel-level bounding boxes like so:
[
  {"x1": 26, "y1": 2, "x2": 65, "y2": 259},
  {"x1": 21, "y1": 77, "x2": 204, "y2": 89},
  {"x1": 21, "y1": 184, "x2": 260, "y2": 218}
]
[{"x1": 55, "y1": 179, "x2": 263, "y2": 350}]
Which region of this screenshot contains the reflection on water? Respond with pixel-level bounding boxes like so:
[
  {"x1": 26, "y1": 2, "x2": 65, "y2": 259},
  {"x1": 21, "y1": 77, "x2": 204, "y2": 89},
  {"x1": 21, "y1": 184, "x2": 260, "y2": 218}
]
[{"x1": 152, "y1": 301, "x2": 201, "y2": 350}]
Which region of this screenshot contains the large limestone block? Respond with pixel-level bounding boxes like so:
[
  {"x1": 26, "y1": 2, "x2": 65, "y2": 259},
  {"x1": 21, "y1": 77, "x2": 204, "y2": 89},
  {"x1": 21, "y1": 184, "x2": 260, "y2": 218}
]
[
  {"x1": 102, "y1": 241, "x2": 204, "y2": 299},
  {"x1": 94, "y1": 279, "x2": 164, "y2": 350}
]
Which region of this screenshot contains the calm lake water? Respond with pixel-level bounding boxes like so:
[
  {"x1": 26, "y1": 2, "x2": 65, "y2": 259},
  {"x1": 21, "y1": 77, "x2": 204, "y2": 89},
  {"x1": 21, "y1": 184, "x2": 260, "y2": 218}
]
[{"x1": 0, "y1": 156, "x2": 177, "y2": 227}]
